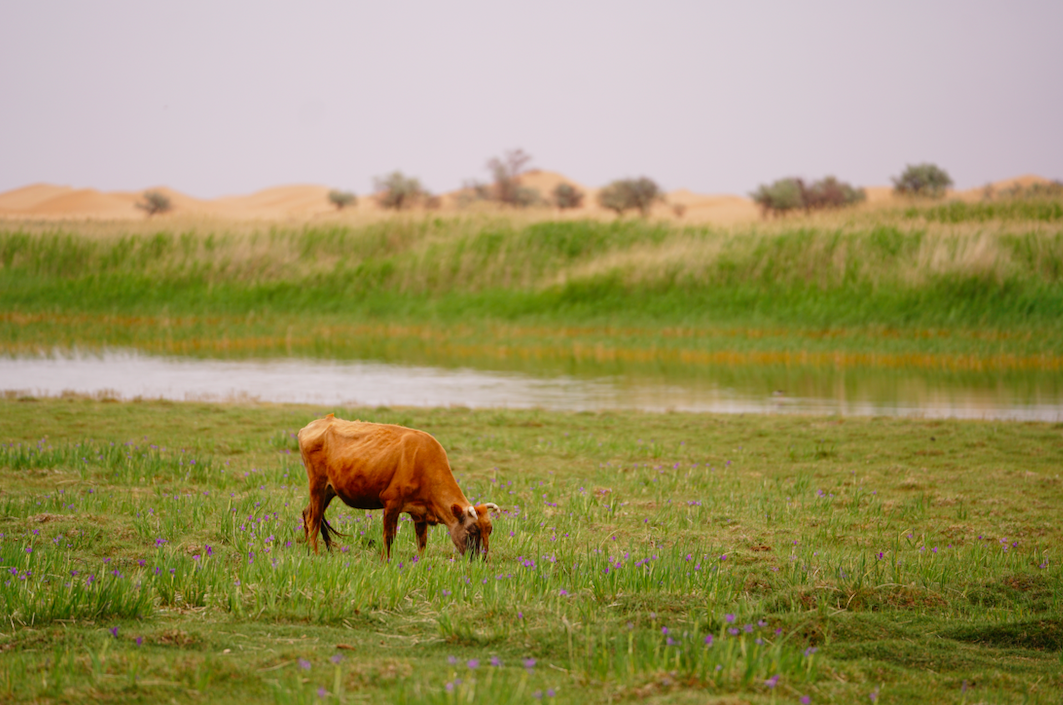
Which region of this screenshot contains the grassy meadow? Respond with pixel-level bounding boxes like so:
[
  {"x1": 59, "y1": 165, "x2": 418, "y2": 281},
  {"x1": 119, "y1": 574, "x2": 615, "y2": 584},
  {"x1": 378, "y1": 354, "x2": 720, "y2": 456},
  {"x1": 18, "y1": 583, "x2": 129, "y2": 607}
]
[
  {"x1": 0, "y1": 397, "x2": 1061, "y2": 704},
  {"x1": 2, "y1": 202, "x2": 1063, "y2": 365},
  {"x1": 1, "y1": 199, "x2": 1063, "y2": 702}
]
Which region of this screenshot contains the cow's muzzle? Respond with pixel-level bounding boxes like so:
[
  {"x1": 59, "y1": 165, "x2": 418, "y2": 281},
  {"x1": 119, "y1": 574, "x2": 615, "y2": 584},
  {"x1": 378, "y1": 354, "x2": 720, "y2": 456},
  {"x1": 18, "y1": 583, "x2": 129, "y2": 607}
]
[{"x1": 466, "y1": 534, "x2": 485, "y2": 561}]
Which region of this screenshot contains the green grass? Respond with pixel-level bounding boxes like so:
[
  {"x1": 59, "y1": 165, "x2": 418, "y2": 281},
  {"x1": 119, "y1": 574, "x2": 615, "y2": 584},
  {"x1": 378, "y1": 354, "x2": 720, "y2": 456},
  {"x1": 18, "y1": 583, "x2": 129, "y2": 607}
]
[
  {"x1": 4, "y1": 215, "x2": 1063, "y2": 380},
  {"x1": 3, "y1": 215, "x2": 1063, "y2": 330},
  {"x1": 906, "y1": 199, "x2": 1063, "y2": 224},
  {"x1": 1, "y1": 398, "x2": 1061, "y2": 703}
]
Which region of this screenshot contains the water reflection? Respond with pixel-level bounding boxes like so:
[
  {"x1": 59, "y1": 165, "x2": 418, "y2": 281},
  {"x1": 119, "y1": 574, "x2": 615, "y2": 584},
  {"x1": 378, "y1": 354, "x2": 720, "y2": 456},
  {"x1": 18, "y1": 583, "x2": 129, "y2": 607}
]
[{"x1": 3, "y1": 349, "x2": 1062, "y2": 421}]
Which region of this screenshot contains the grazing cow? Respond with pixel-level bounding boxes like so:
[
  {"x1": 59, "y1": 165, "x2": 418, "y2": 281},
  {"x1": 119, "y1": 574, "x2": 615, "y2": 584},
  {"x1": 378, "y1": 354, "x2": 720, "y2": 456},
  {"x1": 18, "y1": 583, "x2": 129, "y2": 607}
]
[{"x1": 298, "y1": 414, "x2": 500, "y2": 560}]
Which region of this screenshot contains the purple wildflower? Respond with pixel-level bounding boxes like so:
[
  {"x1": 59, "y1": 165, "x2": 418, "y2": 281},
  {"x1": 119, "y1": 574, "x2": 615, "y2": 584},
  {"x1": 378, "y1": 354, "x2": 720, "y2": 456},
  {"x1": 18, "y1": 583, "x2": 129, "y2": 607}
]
[
  {"x1": 110, "y1": 626, "x2": 119, "y2": 638},
  {"x1": 299, "y1": 658, "x2": 311, "y2": 671},
  {"x1": 466, "y1": 659, "x2": 479, "y2": 669},
  {"x1": 765, "y1": 674, "x2": 780, "y2": 688}
]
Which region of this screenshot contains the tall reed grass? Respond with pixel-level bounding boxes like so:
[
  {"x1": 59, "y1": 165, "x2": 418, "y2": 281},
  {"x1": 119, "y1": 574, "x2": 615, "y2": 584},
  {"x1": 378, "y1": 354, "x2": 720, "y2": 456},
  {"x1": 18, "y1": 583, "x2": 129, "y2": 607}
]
[{"x1": 3, "y1": 215, "x2": 1063, "y2": 331}]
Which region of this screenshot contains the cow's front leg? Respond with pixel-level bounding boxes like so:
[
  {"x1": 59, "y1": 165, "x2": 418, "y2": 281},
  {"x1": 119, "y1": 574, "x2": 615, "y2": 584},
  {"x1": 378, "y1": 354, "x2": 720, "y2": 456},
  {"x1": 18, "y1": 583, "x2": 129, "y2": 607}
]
[{"x1": 381, "y1": 505, "x2": 401, "y2": 561}]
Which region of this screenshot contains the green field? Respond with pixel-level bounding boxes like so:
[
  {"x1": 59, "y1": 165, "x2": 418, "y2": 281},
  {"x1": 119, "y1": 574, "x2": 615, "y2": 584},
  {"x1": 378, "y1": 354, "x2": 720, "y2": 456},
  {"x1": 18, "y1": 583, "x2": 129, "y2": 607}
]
[
  {"x1": 0, "y1": 398, "x2": 1060, "y2": 703},
  {"x1": 2, "y1": 203, "x2": 1063, "y2": 702},
  {"x1": 3, "y1": 205, "x2": 1063, "y2": 365}
]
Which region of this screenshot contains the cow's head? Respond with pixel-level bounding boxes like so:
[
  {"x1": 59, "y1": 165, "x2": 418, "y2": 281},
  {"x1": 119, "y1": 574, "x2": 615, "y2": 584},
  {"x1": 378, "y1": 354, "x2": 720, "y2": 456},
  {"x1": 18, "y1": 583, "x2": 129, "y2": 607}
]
[{"x1": 450, "y1": 503, "x2": 500, "y2": 560}]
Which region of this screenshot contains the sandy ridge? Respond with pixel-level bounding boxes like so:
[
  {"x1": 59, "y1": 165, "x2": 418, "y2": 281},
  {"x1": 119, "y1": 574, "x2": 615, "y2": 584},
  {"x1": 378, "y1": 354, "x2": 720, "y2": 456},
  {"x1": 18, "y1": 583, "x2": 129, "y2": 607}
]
[{"x1": 0, "y1": 172, "x2": 1054, "y2": 224}]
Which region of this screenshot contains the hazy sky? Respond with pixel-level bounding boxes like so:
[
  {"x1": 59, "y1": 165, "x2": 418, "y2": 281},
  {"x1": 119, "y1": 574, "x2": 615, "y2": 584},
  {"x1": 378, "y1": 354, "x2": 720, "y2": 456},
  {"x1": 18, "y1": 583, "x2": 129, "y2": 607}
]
[{"x1": 2, "y1": 1, "x2": 1060, "y2": 198}]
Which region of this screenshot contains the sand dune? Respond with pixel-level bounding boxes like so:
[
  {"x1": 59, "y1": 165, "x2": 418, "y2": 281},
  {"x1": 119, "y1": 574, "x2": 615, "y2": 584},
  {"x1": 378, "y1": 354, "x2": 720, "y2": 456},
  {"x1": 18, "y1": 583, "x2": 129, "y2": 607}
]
[
  {"x1": 211, "y1": 185, "x2": 335, "y2": 218},
  {"x1": 0, "y1": 173, "x2": 1055, "y2": 224},
  {"x1": 0, "y1": 187, "x2": 139, "y2": 218},
  {"x1": 0, "y1": 184, "x2": 80, "y2": 211},
  {"x1": 518, "y1": 169, "x2": 589, "y2": 197}
]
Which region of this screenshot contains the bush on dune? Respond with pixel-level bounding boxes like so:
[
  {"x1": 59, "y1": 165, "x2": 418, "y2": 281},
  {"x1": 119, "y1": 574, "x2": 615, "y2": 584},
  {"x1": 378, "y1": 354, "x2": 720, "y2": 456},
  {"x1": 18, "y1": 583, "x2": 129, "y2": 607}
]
[
  {"x1": 892, "y1": 163, "x2": 953, "y2": 198},
  {"x1": 327, "y1": 190, "x2": 357, "y2": 210},
  {"x1": 751, "y1": 176, "x2": 865, "y2": 218},
  {"x1": 597, "y1": 177, "x2": 663, "y2": 217},
  {"x1": 135, "y1": 191, "x2": 172, "y2": 216},
  {"x1": 551, "y1": 182, "x2": 585, "y2": 210},
  {"x1": 373, "y1": 171, "x2": 430, "y2": 211}
]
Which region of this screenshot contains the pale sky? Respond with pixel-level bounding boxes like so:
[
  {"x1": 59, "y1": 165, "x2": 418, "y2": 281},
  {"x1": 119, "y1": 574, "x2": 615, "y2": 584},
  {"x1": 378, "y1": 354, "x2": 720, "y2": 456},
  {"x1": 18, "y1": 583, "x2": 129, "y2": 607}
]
[{"x1": 1, "y1": 1, "x2": 1060, "y2": 198}]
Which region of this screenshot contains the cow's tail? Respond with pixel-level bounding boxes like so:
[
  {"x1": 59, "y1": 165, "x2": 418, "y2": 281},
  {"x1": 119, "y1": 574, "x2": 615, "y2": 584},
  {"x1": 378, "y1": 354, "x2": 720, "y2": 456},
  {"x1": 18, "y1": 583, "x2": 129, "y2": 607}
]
[{"x1": 319, "y1": 514, "x2": 346, "y2": 551}]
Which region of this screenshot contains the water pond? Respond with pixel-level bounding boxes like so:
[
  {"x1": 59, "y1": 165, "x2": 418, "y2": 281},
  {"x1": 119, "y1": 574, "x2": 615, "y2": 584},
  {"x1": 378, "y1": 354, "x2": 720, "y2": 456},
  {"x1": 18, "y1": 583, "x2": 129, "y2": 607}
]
[{"x1": 2, "y1": 349, "x2": 1062, "y2": 421}]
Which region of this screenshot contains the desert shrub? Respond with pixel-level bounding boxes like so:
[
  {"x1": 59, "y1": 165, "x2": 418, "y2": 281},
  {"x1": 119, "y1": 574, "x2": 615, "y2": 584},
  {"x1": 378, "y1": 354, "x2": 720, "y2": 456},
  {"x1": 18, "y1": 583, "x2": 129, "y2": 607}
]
[
  {"x1": 458, "y1": 180, "x2": 492, "y2": 205},
  {"x1": 597, "y1": 177, "x2": 663, "y2": 217},
  {"x1": 457, "y1": 150, "x2": 541, "y2": 208},
  {"x1": 892, "y1": 163, "x2": 953, "y2": 198},
  {"x1": 752, "y1": 176, "x2": 865, "y2": 217},
  {"x1": 511, "y1": 185, "x2": 542, "y2": 207},
  {"x1": 804, "y1": 176, "x2": 866, "y2": 209},
  {"x1": 135, "y1": 191, "x2": 172, "y2": 216},
  {"x1": 750, "y1": 178, "x2": 804, "y2": 217},
  {"x1": 486, "y1": 149, "x2": 541, "y2": 207},
  {"x1": 327, "y1": 190, "x2": 357, "y2": 210},
  {"x1": 373, "y1": 172, "x2": 429, "y2": 210},
  {"x1": 551, "y1": 183, "x2": 585, "y2": 210}
]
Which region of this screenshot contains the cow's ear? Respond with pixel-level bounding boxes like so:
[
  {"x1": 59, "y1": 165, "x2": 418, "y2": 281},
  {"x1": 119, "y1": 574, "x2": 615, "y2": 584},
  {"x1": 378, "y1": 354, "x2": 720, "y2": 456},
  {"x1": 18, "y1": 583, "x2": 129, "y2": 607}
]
[{"x1": 451, "y1": 503, "x2": 465, "y2": 520}]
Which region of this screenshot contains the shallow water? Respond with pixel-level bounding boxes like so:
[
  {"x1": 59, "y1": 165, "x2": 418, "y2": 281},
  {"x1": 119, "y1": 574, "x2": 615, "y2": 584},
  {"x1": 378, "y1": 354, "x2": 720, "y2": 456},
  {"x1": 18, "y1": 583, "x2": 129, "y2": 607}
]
[{"x1": 2, "y1": 349, "x2": 1062, "y2": 421}]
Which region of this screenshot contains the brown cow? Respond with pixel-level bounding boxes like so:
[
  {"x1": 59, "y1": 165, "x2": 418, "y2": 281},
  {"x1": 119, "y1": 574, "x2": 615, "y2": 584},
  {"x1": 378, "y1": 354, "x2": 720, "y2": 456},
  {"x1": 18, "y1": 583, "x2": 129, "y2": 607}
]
[{"x1": 298, "y1": 414, "x2": 499, "y2": 560}]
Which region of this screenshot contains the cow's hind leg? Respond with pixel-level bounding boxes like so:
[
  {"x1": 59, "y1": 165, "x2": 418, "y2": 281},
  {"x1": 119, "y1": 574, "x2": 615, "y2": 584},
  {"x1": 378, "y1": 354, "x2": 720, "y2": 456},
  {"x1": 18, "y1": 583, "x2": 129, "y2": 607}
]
[{"x1": 381, "y1": 504, "x2": 402, "y2": 561}]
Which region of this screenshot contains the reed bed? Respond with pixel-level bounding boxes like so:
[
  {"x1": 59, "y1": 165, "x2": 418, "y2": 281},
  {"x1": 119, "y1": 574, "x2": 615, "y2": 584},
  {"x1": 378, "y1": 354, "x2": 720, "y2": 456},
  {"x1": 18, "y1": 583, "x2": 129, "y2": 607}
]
[{"x1": 3, "y1": 210, "x2": 1063, "y2": 372}]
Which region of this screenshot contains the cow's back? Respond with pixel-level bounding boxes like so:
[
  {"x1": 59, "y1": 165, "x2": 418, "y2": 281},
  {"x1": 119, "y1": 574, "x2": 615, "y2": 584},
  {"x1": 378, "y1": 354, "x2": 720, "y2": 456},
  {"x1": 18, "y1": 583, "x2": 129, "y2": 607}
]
[{"x1": 297, "y1": 414, "x2": 451, "y2": 509}]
